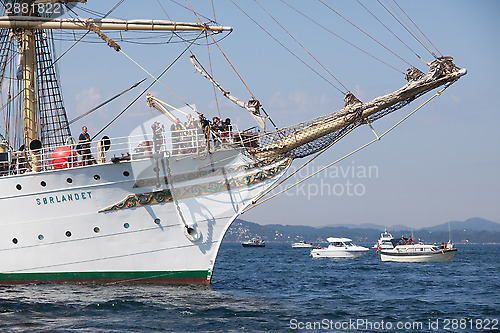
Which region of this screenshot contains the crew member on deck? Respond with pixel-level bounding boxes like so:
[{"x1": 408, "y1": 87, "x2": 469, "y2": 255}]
[
  {"x1": 184, "y1": 114, "x2": 196, "y2": 153},
  {"x1": 198, "y1": 113, "x2": 210, "y2": 148},
  {"x1": 170, "y1": 118, "x2": 183, "y2": 155},
  {"x1": 78, "y1": 126, "x2": 95, "y2": 166}
]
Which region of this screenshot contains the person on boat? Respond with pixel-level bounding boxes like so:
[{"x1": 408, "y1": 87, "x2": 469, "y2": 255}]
[
  {"x1": 211, "y1": 117, "x2": 223, "y2": 149},
  {"x1": 198, "y1": 113, "x2": 210, "y2": 150},
  {"x1": 184, "y1": 114, "x2": 196, "y2": 153},
  {"x1": 407, "y1": 236, "x2": 413, "y2": 245},
  {"x1": 316, "y1": 244, "x2": 322, "y2": 249},
  {"x1": 78, "y1": 126, "x2": 95, "y2": 166},
  {"x1": 223, "y1": 118, "x2": 233, "y2": 143},
  {"x1": 185, "y1": 114, "x2": 196, "y2": 129},
  {"x1": 133, "y1": 140, "x2": 152, "y2": 156},
  {"x1": 170, "y1": 118, "x2": 183, "y2": 155}
]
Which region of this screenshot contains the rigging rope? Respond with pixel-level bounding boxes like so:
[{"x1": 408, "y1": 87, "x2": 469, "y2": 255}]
[
  {"x1": 280, "y1": 0, "x2": 402, "y2": 74},
  {"x1": 120, "y1": 50, "x2": 193, "y2": 110},
  {"x1": 103, "y1": 0, "x2": 127, "y2": 19},
  {"x1": 40, "y1": 1, "x2": 128, "y2": 77},
  {"x1": 211, "y1": 0, "x2": 217, "y2": 22},
  {"x1": 392, "y1": 0, "x2": 443, "y2": 58},
  {"x1": 378, "y1": 0, "x2": 437, "y2": 59},
  {"x1": 156, "y1": 0, "x2": 171, "y2": 20},
  {"x1": 318, "y1": 0, "x2": 416, "y2": 69},
  {"x1": 231, "y1": 0, "x2": 341, "y2": 92},
  {"x1": 254, "y1": 0, "x2": 348, "y2": 95},
  {"x1": 184, "y1": 0, "x2": 257, "y2": 100},
  {"x1": 204, "y1": 32, "x2": 221, "y2": 119},
  {"x1": 241, "y1": 81, "x2": 454, "y2": 214},
  {"x1": 92, "y1": 33, "x2": 202, "y2": 139},
  {"x1": 70, "y1": 79, "x2": 146, "y2": 125},
  {"x1": 250, "y1": 122, "x2": 361, "y2": 205},
  {"x1": 355, "y1": 0, "x2": 425, "y2": 65},
  {"x1": 169, "y1": 0, "x2": 219, "y2": 24}
]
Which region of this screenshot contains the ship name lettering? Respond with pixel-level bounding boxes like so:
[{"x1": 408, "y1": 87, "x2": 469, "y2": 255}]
[{"x1": 36, "y1": 191, "x2": 93, "y2": 205}]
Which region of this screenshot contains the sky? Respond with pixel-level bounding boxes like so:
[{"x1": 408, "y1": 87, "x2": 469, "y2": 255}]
[{"x1": 12, "y1": 0, "x2": 500, "y2": 228}]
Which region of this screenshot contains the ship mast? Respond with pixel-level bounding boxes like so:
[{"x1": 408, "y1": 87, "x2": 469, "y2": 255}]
[{"x1": 21, "y1": 8, "x2": 37, "y2": 153}]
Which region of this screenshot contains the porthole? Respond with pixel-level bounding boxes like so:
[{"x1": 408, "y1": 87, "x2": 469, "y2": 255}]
[
  {"x1": 38, "y1": 234, "x2": 44, "y2": 240},
  {"x1": 66, "y1": 178, "x2": 73, "y2": 184},
  {"x1": 123, "y1": 171, "x2": 130, "y2": 177},
  {"x1": 16, "y1": 184, "x2": 22, "y2": 190},
  {"x1": 93, "y1": 227, "x2": 100, "y2": 233},
  {"x1": 65, "y1": 231, "x2": 72, "y2": 237},
  {"x1": 12, "y1": 238, "x2": 18, "y2": 244},
  {"x1": 154, "y1": 218, "x2": 161, "y2": 225},
  {"x1": 94, "y1": 174, "x2": 100, "y2": 180},
  {"x1": 123, "y1": 223, "x2": 130, "y2": 229},
  {"x1": 40, "y1": 181, "x2": 46, "y2": 187}
]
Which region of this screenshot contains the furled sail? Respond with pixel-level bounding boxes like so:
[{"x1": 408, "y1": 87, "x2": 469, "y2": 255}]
[
  {"x1": 248, "y1": 57, "x2": 466, "y2": 159},
  {"x1": 0, "y1": 17, "x2": 232, "y2": 33}
]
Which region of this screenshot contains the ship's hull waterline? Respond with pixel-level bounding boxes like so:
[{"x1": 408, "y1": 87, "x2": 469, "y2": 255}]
[{"x1": 0, "y1": 149, "x2": 290, "y2": 284}]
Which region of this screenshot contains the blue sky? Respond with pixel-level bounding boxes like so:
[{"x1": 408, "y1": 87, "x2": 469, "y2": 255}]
[{"x1": 49, "y1": 0, "x2": 499, "y2": 228}]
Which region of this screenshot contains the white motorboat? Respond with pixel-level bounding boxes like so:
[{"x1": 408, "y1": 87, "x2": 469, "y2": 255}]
[
  {"x1": 310, "y1": 238, "x2": 369, "y2": 259},
  {"x1": 379, "y1": 240, "x2": 457, "y2": 262},
  {"x1": 291, "y1": 241, "x2": 313, "y2": 248},
  {"x1": 373, "y1": 230, "x2": 394, "y2": 249},
  {"x1": 241, "y1": 238, "x2": 265, "y2": 248}
]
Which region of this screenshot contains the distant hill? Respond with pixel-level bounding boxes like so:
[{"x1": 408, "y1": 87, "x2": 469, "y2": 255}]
[
  {"x1": 425, "y1": 217, "x2": 500, "y2": 232},
  {"x1": 223, "y1": 218, "x2": 500, "y2": 244},
  {"x1": 321, "y1": 218, "x2": 500, "y2": 232},
  {"x1": 323, "y1": 223, "x2": 414, "y2": 232}
]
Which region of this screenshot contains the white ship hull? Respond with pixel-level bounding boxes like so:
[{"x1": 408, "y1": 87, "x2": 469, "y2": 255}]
[{"x1": 0, "y1": 149, "x2": 290, "y2": 284}]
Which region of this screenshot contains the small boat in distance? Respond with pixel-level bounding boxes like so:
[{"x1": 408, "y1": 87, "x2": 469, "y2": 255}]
[
  {"x1": 379, "y1": 238, "x2": 457, "y2": 262},
  {"x1": 373, "y1": 230, "x2": 394, "y2": 249},
  {"x1": 291, "y1": 241, "x2": 313, "y2": 248},
  {"x1": 310, "y1": 238, "x2": 369, "y2": 259},
  {"x1": 241, "y1": 238, "x2": 265, "y2": 248}
]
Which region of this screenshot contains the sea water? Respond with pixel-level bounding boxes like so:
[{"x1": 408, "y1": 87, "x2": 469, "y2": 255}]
[{"x1": 0, "y1": 244, "x2": 498, "y2": 332}]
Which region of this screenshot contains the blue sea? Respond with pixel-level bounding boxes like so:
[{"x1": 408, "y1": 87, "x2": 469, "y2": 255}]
[{"x1": 0, "y1": 244, "x2": 498, "y2": 332}]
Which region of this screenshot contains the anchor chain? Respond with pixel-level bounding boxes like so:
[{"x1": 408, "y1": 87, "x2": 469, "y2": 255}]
[{"x1": 164, "y1": 151, "x2": 199, "y2": 240}]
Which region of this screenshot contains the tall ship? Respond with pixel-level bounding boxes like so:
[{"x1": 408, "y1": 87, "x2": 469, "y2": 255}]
[{"x1": 0, "y1": 1, "x2": 465, "y2": 284}]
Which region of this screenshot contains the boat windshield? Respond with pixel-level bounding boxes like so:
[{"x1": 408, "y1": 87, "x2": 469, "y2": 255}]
[{"x1": 345, "y1": 241, "x2": 354, "y2": 246}]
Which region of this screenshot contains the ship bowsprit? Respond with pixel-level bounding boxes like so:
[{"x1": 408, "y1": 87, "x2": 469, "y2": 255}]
[{"x1": 246, "y1": 57, "x2": 466, "y2": 160}]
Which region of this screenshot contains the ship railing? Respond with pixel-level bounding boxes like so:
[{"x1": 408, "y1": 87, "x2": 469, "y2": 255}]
[{"x1": 0, "y1": 125, "x2": 247, "y2": 175}]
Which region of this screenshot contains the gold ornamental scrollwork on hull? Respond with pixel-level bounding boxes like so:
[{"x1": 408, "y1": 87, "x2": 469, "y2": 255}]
[
  {"x1": 132, "y1": 156, "x2": 286, "y2": 188},
  {"x1": 98, "y1": 190, "x2": 173, "y2": 212},
  {"x1": 99, "y1": 158, "x2": 291, "y2": 213}
]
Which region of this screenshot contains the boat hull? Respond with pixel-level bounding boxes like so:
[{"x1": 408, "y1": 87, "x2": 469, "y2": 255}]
[
  {"x1": 241, "y1": 243, "x2": 265, "y2": 248},
  {"x1": 379, "y1": 248, "x2": 457, "y2": 262},
  {"x1": 310, "y1": 248, "x2": 368, "y2": 259},
  {"x1": 0, "y1": 149, "x2": 290, "y2": 284},
  {"x1": 0, "y1": 270, "x2": 211, "y2": 285}
]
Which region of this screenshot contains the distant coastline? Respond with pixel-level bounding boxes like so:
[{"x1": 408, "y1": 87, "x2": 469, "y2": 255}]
[{"x1": 224, "y1": 217, "x2": 500, "y2": 245}]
